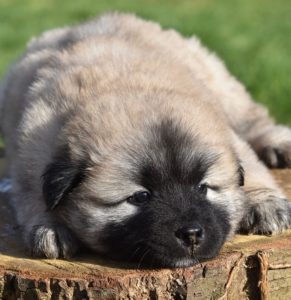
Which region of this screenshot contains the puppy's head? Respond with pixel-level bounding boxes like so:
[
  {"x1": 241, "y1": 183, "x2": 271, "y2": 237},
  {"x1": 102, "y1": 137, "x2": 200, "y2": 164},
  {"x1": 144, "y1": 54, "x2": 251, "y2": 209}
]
[{"x1": 43, "y1": 118, "x2": 245, "y2": 268}]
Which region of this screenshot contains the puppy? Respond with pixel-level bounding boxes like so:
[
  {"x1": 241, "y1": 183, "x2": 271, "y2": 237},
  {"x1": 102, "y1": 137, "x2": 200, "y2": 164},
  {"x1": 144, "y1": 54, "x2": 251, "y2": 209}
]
[{"x1": 1, "y1": 13, "x2": 291, "y2": 268}]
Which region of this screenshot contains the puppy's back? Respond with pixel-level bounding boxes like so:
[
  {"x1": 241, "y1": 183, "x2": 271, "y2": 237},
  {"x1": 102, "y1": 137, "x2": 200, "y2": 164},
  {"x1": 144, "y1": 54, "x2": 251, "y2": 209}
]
[
  {"x1": 0, "y1": 12, "x2": 223, "y2": 163},
  {"x1": 0, "y1": 13, "x2": 192, "y2": 138}
]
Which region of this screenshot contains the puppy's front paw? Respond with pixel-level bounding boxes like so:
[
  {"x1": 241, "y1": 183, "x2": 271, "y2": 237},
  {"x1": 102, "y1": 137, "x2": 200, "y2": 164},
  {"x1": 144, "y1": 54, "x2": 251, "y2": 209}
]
[
  {"x1": 239, "y1": 196, "x2": 291, "y2": 235},
  {"x1": 29, "y1": 224, "x2": 79, "y2": 259}
]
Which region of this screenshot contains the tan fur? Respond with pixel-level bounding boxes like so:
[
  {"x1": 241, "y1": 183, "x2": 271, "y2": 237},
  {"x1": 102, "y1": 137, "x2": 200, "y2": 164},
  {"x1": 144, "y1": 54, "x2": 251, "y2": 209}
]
[{"x1": 1, "y1": 13, "x2": 291, "y2": 263}]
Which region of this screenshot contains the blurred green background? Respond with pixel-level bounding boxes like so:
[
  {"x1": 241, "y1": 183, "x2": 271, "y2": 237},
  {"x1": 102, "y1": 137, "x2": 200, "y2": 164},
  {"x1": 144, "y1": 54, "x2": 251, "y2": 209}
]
[{"x1": 0, "y1": 0, "x2": 291, "y2": 148}]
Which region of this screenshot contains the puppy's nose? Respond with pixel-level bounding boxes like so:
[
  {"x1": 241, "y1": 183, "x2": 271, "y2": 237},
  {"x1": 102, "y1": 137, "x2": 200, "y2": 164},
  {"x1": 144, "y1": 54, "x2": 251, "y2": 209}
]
[{"x1": 175, "y1": 225, "x2": 204, "y2": 248}]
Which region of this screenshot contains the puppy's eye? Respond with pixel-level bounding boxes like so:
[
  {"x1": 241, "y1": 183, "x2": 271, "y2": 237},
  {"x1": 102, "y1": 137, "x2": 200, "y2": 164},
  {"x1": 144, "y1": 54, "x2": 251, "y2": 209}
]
[
  {"x1": 127, "y1": 191, "x2": 151, "y2": 205},
  {"x1": 197, "y1": 184, "x2": 208, "y2": 195}
]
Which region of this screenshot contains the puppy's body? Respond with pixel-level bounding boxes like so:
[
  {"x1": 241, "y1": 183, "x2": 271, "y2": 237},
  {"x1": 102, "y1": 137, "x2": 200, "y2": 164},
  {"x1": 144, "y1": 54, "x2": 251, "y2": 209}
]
[{"x1": 1, "y1": 13, "x2": 291, "y2": 267}]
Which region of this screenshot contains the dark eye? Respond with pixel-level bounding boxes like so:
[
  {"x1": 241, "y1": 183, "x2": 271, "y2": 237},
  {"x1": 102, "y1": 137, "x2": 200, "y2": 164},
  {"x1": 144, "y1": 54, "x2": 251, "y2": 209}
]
[
  {"x1": 197, "y1": 184, "x2": 208, "y2": 195},
  {"x1": 127, "y1": 191, "x2": 151, "y2": 205}
]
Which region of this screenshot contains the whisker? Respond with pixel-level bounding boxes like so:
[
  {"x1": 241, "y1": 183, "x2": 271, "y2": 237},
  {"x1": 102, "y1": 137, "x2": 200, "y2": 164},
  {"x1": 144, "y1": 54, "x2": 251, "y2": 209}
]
[
  {"x1": 137, "y1": 247, "x2": 151, "y2": 269},
  {"x1": 129, "y1": 245, "x2": 142, "y2": 261}
]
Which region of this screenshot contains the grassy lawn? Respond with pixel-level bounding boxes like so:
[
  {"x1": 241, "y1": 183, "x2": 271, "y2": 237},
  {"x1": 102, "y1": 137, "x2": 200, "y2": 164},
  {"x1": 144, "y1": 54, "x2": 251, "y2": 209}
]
[{"x1": 0, "y1": 0, "x2": 290, "y2": 149}]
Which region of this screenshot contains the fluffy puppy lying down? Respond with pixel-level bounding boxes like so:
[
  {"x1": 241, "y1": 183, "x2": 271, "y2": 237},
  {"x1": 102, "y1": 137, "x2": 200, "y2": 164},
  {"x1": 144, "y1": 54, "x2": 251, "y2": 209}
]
[{"x1": 1, "y1": 13, "x2": 291, "y2": 268}]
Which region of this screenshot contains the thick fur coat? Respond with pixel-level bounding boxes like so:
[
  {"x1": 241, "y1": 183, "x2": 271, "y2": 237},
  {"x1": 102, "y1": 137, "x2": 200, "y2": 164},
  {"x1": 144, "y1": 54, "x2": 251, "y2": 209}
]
[{"x1": 1, "y1": 13, "x2": 291, "y2": 267}]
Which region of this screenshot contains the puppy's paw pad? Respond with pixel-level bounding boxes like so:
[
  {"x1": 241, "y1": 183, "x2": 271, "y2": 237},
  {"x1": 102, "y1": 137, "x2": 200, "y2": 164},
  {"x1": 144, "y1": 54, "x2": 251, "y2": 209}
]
[
  {"x1": 239, "y1": 197, "x2": 291, "y2": 235},
  {"x1": 30, "y1": 224, "x2": 78, "y2": 259},
  {"x1": 259, "y1": 144, "x2": 291, "y2": 168}
]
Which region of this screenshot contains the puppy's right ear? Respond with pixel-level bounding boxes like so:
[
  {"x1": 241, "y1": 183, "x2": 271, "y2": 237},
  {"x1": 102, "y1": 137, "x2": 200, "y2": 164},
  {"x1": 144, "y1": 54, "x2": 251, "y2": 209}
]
[{"x1": 42, "y1": 146, "x2": 87, "y2": 210}]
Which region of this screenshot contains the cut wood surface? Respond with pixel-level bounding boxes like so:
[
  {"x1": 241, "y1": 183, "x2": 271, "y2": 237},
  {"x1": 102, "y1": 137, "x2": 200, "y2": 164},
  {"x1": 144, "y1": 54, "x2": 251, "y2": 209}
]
[{"x1": 1, "y1": 153, "x2": 291, "y2": 299}]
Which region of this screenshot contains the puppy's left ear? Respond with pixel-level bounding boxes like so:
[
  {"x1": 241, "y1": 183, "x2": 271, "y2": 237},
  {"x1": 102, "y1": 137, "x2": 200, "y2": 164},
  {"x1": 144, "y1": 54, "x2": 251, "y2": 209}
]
[
  {"x1": 238, "y1": 164, "x2": 245, "y2": 187},
  {"x1": 42, "y1": 146, "x2": 87, "y2": 210}
]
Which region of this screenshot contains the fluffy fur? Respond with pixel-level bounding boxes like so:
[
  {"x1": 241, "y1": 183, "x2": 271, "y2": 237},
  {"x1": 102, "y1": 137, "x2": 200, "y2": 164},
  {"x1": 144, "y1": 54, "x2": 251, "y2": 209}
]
[{"x1": 1, "y1": 13, "x2": 291, "y2": 267}]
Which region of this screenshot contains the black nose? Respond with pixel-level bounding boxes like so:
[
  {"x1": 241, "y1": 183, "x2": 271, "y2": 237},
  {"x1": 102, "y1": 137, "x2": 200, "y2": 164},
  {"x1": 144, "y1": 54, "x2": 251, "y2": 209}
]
[{"x1": 175, "y1": 225, "x2": 204, "y2": 248}]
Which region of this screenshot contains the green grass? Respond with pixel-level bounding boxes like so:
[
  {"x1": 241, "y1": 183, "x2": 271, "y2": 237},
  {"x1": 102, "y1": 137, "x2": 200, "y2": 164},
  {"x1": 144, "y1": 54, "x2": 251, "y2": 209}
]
[{"x1": 0, "y1": 0, "x2": 291, "y2": 132}]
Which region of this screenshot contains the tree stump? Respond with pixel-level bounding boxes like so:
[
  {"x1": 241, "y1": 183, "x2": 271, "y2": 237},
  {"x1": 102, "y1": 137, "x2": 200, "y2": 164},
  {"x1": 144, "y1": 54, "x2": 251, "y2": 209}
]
[{"x1": 1, "y1": 152, "x2": 291, "y2": 299}]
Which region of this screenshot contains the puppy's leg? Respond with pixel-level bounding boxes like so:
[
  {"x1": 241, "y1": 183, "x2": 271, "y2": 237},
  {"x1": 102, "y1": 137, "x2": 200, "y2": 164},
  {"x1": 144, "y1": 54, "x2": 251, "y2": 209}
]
[
  {"x1": 229, "y1": 96, "x2": 291, "y2": 169},
  {"x1": 186, "y1": 37, "x2": 291, "y2": 168},
  {"x1": 12, "y1": 184, "x2": 79, "y2": 259},
  {"x1": 29, "y1": 217, "x2": 79, "y2": 259},
  {"x1": 232, "y1": 133, "x2": 291, "y2": 234}
]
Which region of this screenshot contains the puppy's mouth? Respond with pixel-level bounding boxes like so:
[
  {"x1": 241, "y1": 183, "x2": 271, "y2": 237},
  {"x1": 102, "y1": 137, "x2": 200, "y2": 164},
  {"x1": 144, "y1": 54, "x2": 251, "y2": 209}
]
[
  {"x1": 131, "y1": 241, "x2": 220, "y2": 268},
  {"x1": 101, "y1": 242, "x2": 202, "y2": 268},
  {"x1": 129, "y1": 245, "x2": 203, "y2": 268},
  {"x1": 99, "y1": 231, "x2": 224, "y2": 269}
]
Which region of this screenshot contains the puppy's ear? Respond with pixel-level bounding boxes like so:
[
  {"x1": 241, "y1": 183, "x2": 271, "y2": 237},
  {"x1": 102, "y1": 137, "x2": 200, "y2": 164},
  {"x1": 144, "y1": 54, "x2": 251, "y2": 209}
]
[
  {"x1": 42, "y1": 146, "x2": 87, "y2": 210},
  {"x1": 238, "y1": 164, "x2": 245, "y2": 187}
]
